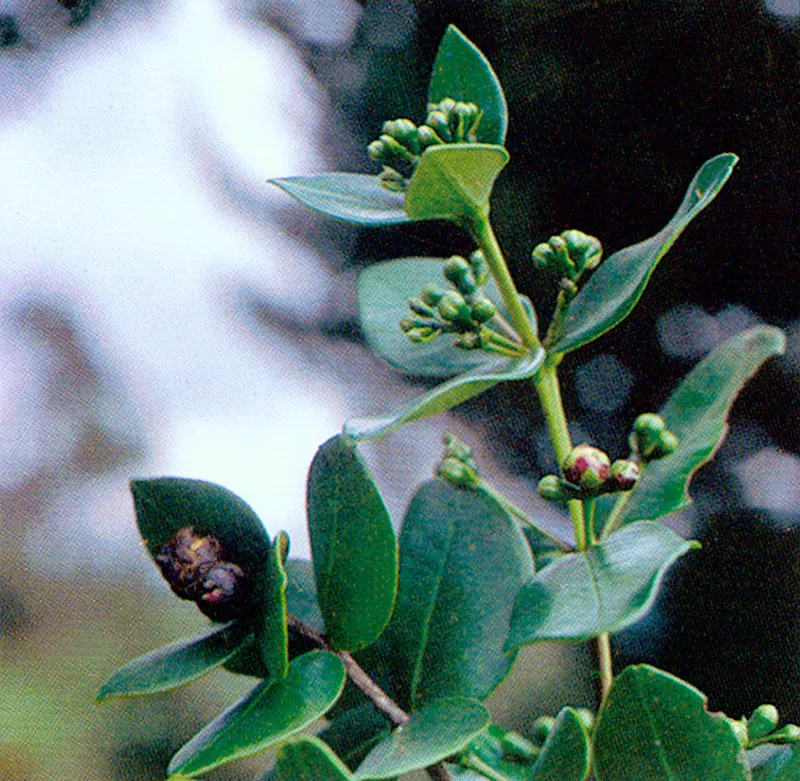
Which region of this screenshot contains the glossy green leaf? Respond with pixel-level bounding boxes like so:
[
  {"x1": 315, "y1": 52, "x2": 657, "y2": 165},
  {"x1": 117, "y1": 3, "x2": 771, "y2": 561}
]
[
  {"x1": 353, "y1": 697, "x2": 490, "y2": 780},
  {"x1": 319, "y1": 704, "x2": 392, "y2": 770},
  {"x1": 609, "y1": 326, "x2": 785, "y2": 529},
  {"x1": 427, "y1": 25, "x2": 508, "y2": 145},
  {"x1": 269, "y1": 174, "x2": 408, "y2": 226},
  {"x1": 130, "y1": 478, "x2": 288, "y2": 684},
  {"x1": 259, "y1": 531, "x2": 289, "y2": 681},
  {"x1": 96, "y1": 622, "x2": 248, "y2": 701},
  {"x1": 751, "y1": 744, "x2": 800, "y2": 779},
  {"x1": 285, "y1": 559, "x2": 324, "y2": 634},
  {"x1": 593, "y1": 665, "x2": 750, "y2": 781},
  {"x1": 274, "y1": 736, "x2": 354, "y2": 780},
  {"x1": 553, "y1": 154, "x2": 738, "y2": 354},
  {"x1": 168, "y1": 651, "x2": 346, "y2": 778},
  {"x1": 382, "y1": 480, "x2": 535, "y2": 709},
  {"x1": 345, "y1": 348, "x2": 544, "y2": 441},
  {"x1": 506, "y1": 522, "x2": 698, "y2": 649},
  {"x1": 357, "y1": 257, "x2": 520, "y2": 378},
  {"x1": 531, "y1": 708, "x2": 590, "y2": 781},
  {"x1": 306, "y1": 435, "x2": 397, "y2": 651},
  {"x1": 405, "y1": 144, "x2": 509, "y2": 222}
]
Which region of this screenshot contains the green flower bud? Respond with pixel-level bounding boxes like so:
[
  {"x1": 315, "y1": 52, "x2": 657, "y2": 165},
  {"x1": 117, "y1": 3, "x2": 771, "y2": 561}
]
[
  {"x1": 443, "y1": 433, "x2": 475, "y2": 466},
  {"x1": 452, "y1": 101, "x2": 481, "y2": 141},
  {"x1": 657, "y1": 430, "x2": 679, "y2": 457},
  {"x1": 530, "y1": 715, "x2": 557, "y2": 747},
  {"x1": 470, "y1": 297, "x2": 496, "y2": 324},
  {"x1": 573, "y1": 708, "x2": 595, "y2": 733},
  {"x1": 561, "y1": 229, "x2": 603, "y2": 273},
  {"x1": 453, "y1": 332, "x2": 482, "y2": 350},
  {"x1": 425, "y1": 110, "x2": 454, "y2": 142},
  {"x1": 437, "y1": 290, "x2": 471, "y2": 324},
  {"x1": 469, "y1": 250, "x2": 489, "y2": 287},
  {"x1": 538, "y1": 474, "x2": 568, "y2": 503},
  {"x1": 382, "y1": 118, "x2": 419, "y2": 153},
  {"x1": 367, "y1": 138, "x2": 386, "y2": 161},
  {"x1": 499, "y1": 730, "x2": 538, "y2": 761},
  {"x1": 748, "y1": 704, "x2": 780, "y2": 741},
  {"x1": 610, "y1": 459, "x2": 640, "y2": 492},
  {"x1": 630, "y1": 413, "x2": 678, "y2": 462},
  {"x1": 416, "y1": 124, "x2": 445, "y2": 149},
  {"x1": 378, "y1": 134, "x2": 417, "y2": 166},
  {"x1": 562, "y1": 444, "x2": 612, "y2": 494},
  {"x1": 408, "y1": 297, "x2": 437, "y2": 318},
  {"x1": 437, "y1": 455, "x2": 479, "y2": 488},
  {"x1": 532, "y1": 242, "x2": 556, "y2": 272},
  {"x1": 405, "y1": 326, "x2": 439, "y2": 344},
  {"x1": 420, "y1": 284, "x2": 447, "y2": 306},
  {"x1": 633, "y1": 412, "x2": 667, "y2": 438},
  {"x1": 767, "y1": 724, "x2": 800, "y2": 744},
  {"x1": 434, "y1": 97, "x2": 457, "y2": 114},
  {"x1": 378, "y1": 168, "x2": 409, "y2": 191},
  {"x1": 548, "y1": 235, "x2": 576, "y2": 279},
  {"x1": 444, "y1": 255, "x2": 473, "y2": 284}
]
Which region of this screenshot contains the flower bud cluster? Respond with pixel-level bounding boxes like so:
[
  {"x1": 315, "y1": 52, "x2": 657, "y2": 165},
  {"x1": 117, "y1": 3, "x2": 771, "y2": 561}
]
[
  {"x1": 437, "y1": 433, "x2": 480, "y2": 488},
  {"x1": 532, "y1": 229, "x2": 603, "y2": 282},
  {"x1": 630, "y1": 413, "x2": 678, "y2": 463},
  {"x1": 367, "y1": 98, "x2": 483, "y2": 191},
  {"x1": 155, "y1": 526, "x2": 252, "y2": 622},
  {"x1": 538, "y1": 444, "x2": 640, "y2": 502},
  {"x1": 728, "y1": 704, "x2": 800, "y2": 749},
  {"x1": 400, "y1": 250, "x2": 522, "y2": 355}
]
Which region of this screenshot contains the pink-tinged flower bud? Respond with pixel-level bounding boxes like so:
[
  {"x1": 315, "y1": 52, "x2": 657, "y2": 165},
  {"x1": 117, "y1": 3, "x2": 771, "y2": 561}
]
[
  {"x1": 562, "y1": 444, "x2": 611, "y2": 494},
  {"x1": 611, "y1": 459, "x2": 640, "y2": 491}
]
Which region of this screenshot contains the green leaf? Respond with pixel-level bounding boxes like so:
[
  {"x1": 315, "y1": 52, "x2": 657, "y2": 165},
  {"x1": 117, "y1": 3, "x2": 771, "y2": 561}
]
[
  {"x1": 751, "y1": 744, "x2": 800, "y2": 779},
  {"x1": 353, "y1": 697, "x2": 490, "y2": 780},
  {"x1": 593, "y1": 665, "x2": 750, "y2": 781},
  {"x1": 553, "y1": 154, "x2": 738, "y2": 354},
  {"x1": 96, "y1": 622, "x2": 248, "y2": 701},
  {"x1": 306, "y1": 435, "x2": 398, "y2": 651},
  {"x1": 427, "y1": 25, "x2": 508, "y2": 145},
  {"x1": 531, "y1": 708, "x2": 590, "y2": 781},
  {"x1": 506, "y1": 522, "x2": 698, "y2": 649},
  {"x1": 259, "y1": 530, "x2": 289, "y2": 681},
  {"x1": 168, "y1": 651, "x2": 346, "y2": 778},
  {"x1": 274, "y1": 736, "x2": 354, "y2": 780},
  {"x1": 129, "y1": 478, "x2": 288, "y2": 685},
  {"x1": 269, "y1": 174, "x2": 408, "y2": 226},
  {"x1": 609, "y1": 326, "x2": 785, "y2": 529},
  {"x1": 382, "y1": 480, "x2": 535, "y2": 709},
  {"x1": 285, "y1": 559, "x2": 325, "y2": 634},
  {"x1": 405, "y1": 144, "x2": 509, "y2": 222},
  {"x1": 319, "y1": 705, "x2": 392, "y2": 770},
  {"x1": 357, "y1": 257, "x2": 523, "y2": 378},
  {"x1": 345, "y1": 348, "x2": 544, "y2": 441}
]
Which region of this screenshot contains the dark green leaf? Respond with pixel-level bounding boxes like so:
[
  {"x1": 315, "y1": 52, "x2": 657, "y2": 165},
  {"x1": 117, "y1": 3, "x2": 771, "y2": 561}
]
[
  {"x1": 306, "y1": 435, "x2": 397, "y2": 651},
  {"x1": 405, "y1": 144, "x2": 509, "y2": 222},
  {"x1": 168, "y1": 651, "x2": 346, "y2": 777},
  {"x1": 258, "y1": 531, "x2": 289, "y2": 682},
  {"x1": 285, "y1": 559, "x2": 324, "y2": 634},
  {"x1": 269, "y1": 174, "x2": 408, "y2": 226},
  {"x1": 129, "y1": 478, "x2": 288, "y2": 684},
  {"x1": 609, "y1": 326, "x2": 785, "y2": 529},
  {"x1": 353, "y1": 697, "x2": 490, "y2": 780},
  {"x1": 506, "y1": 522, "x2": 698, "y2": 649},
  {"x1": 751, "y1": 744, "x2": 800, "y2": 779},
  {"x1": 382, "y1": 480, "x2": 534, "y2": 709},
  {"x1": 553, "y1": 155, "x2": 738, "y2": 354},
  {"x1": 593, "y1": 665, "x2": 750, "y2": 781},
  {"x1": 345, "y1": 348, "x2": 544, "y2": 441},
  {"x1": 531, "y1": 708, "x2": 590, "y2": 781},
  {"x1": 274, "y1": 736, "x2": 354, "y2": 780},
  {"x1": 319, "y1": 705, "x2": 392, "y2": 769},
  {"x1": 357, "y1": 257, "x2": 522, "y2": 378},
  {"x1": 427, "y1": 25, "x2": 508, "y2": 145},
  {"x1": 96, "y1": 622, "x2": 248, "y2": 701}
]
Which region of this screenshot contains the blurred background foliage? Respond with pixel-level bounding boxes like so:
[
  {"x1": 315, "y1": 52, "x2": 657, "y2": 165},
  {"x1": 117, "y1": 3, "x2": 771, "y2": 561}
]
[{"x1": 1, "y1": 0, "x2": 800, "y2": 778}]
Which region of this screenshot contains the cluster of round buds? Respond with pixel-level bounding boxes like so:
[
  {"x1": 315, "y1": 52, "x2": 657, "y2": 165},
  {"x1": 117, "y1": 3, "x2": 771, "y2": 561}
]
[
  {"x1": 155, "y1": 527, "x2": 252, "y2": 622},
  {"x1": 437, "y1": 433, "x2": 480, "y2": 488},
  {"x1": 367, "y1": 98, "x2": 483, "y2": 191},
  {"x1": 532, "y1": 229, "x2": 603, "y2": 283},
  {"x1": 630, "y1": 413, "x2": 679, "y2": 463},
  {"x1": 538, "y1": 444, "x2": 641, "y2": 502}
]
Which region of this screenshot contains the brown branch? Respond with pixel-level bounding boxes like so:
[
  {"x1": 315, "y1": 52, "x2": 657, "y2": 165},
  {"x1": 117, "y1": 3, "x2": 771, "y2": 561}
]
[{"x1": 287, "y1": 614, "x2": 452, "y2": 781}]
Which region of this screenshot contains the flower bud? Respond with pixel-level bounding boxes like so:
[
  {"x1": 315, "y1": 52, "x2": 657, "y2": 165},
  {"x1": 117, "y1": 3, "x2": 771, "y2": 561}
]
[
  {"x1": 561, "y1": 229, "x2": 603, "y2": 273},
  {"x1": 548, "y1": 235, "x2": 576, "y2": 278},
  {"x1": 768, "y1": 724, "x2": 800, "y2": 744},
  {"x1": 562, "y1": 444, "x2": 612, "y2": 494},
  {"x1": 469, "y1": 250, "x2": 489, "y2": 287},
  {"x1": 408, "y1": 297, "x2": 437, "y2": 318},
  {"x1": 470, "y1": 297, "x2": 496, "y2": 324},
  {"x1": 748, "y1": 704, "x2": 780, "y2": 741},
  {"x1": 405, "y1": 326, "x2": 439, "y2": 344},
  {"x1": 630, "y1": 413, "x2": 678, "y2": 462},
  {"x1": 443, "y1": 256, "x2": 475, "y2": 290},
  {"x1": 610, "y1": 459, "x2": 640, "y2": 492},
  {"x1": 425, "y1": 110, "x2": 453, "y2": 142},
  {"x1": 378, "y1": 168, "x2": 409, "y2": 191},
  {"x1": 382, "y1": 118, "x2": 419, "y2": 152},
  {"x1": 574, "y1": 708, "x2": 595, "y2": 733},
  {"x1": 532, "y1": 242, "x2": 556, "y2": 272},
  {"x1": 538, "y1": 474, "x2": 568, "y2": 503},
  {"x1": 437, "y1": 290, "x2": 471, "y2": 324},
  {"x1": 420, "y1": 284, "x2": 447, "y2": 306},
  {"x1": 500, "y1": 730, "x2": 538, "y2": 761},
  {"x1": 437, "y1": 455, "x2": 479, "y2": 488},
  {"x1": 443, "y1": 433, "x2": 476, "y2": 467},
  {"x1": 530, "y1": 715, "x2": 557, "y2": 747},
  {"x1": 416, "y1": 124, "x2": 445, "y2": 149},
  {"x1": 453, "y1": 332, "x2": 482, "y2": 350}
]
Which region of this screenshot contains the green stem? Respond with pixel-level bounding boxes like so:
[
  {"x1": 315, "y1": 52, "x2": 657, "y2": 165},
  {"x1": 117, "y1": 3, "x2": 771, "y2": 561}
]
[
  {"x1": 584, "y1": 497, "x2": 597, "y2": 545},
  {"x1": 596, "y1": 632, "x2": 614, "y2": 701},
  {"x1": 533, "y1": 364, "x2": 586, "y2": 550},
  {"x1": 478, "y1": 479, "x2": 572, "y2": 551},
  {"x1": 600, "y1": 490, "x2": 633, "y2": 541},
  {"x1": 468, "y1": 215, "x2": 541, "y2": 352}
]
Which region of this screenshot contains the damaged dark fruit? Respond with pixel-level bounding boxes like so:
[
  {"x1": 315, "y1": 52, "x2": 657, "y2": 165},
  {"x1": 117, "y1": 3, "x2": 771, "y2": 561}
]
[{"x1": 155, "y1": 526, "x2": 252, "y2": 622}]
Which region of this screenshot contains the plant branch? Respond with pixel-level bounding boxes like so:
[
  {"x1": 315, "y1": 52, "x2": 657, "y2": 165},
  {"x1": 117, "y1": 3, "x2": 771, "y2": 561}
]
[
  {"x1": 596, "y1": 632, "x2": 614, "y2": 702},
  {"x1": 286, "y1": 615, "x2": 452, "y2": 781}
]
